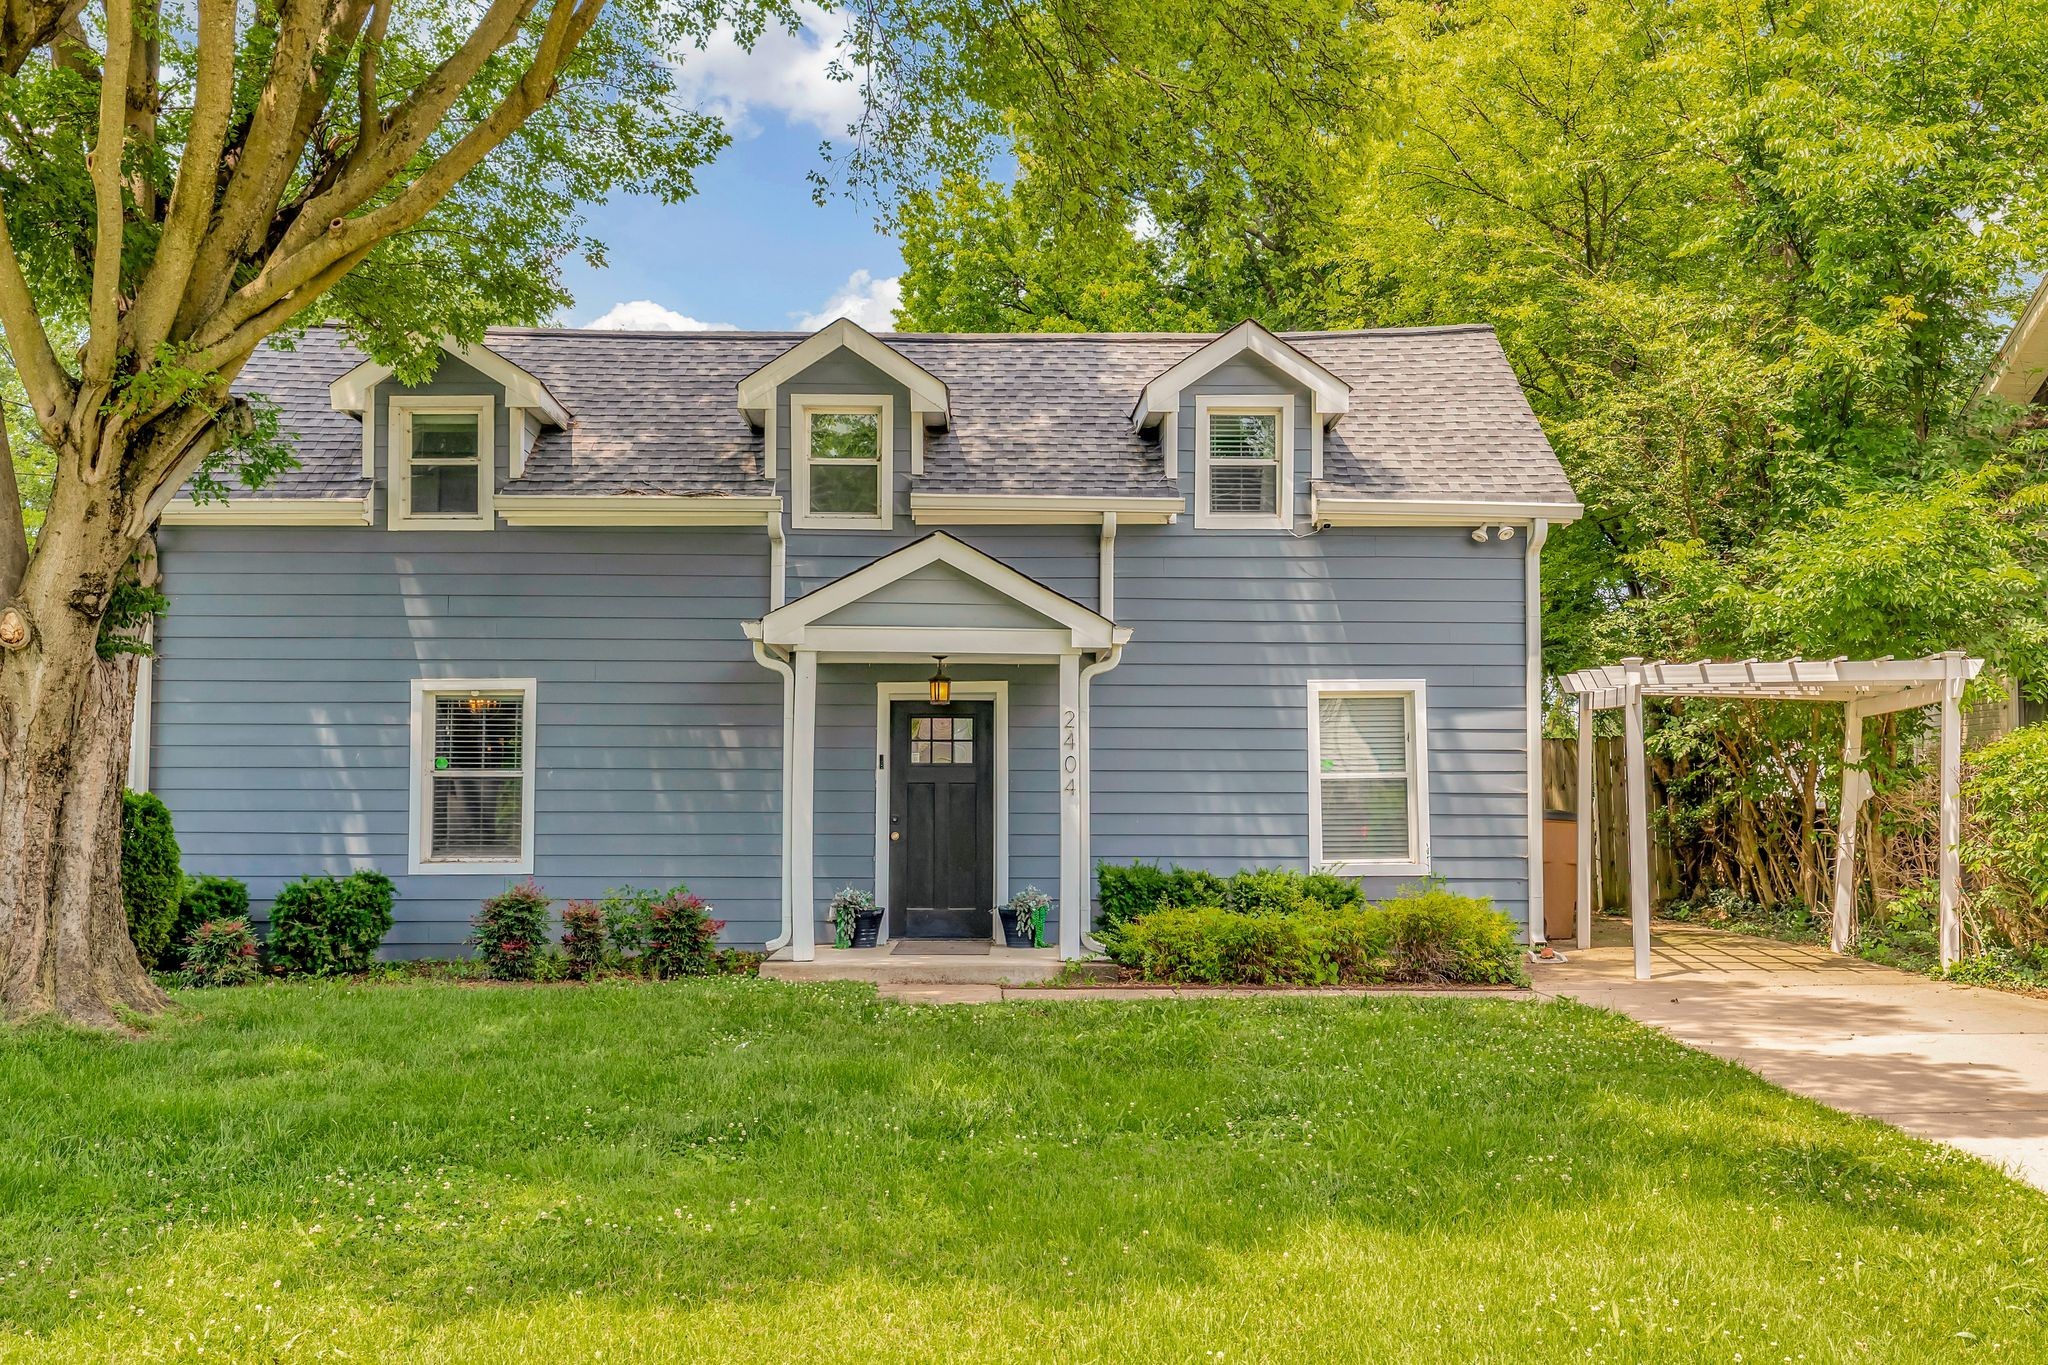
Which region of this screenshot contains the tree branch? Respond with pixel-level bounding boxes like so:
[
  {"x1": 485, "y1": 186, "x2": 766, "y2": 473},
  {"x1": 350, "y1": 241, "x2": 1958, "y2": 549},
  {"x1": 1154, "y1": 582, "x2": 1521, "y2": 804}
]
[
  {"x1": 357, "y1": 0, "x2": 391, "y2": 152},
  {"x1": 0, "y1": 198, "x2": 72, "y2": 441},
  {"x1": 0, "y1": 418, "x2": 26, "y2": 601},
  {"x1": 0, "y1": 0, "x2": 86, "y2": 75},
  {"x1": 78, "y1": 0, "x2": 136, "y2": 396}
]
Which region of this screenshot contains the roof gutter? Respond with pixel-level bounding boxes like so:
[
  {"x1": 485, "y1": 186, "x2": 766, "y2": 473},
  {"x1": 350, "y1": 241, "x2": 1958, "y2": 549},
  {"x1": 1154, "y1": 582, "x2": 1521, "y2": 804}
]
[
  {"x1": 910, "y1": 493, "x2": 1182, "y2": 526},
  {"x1": 1311, "y1": 494, "x2": 1582, "y2": 528}
]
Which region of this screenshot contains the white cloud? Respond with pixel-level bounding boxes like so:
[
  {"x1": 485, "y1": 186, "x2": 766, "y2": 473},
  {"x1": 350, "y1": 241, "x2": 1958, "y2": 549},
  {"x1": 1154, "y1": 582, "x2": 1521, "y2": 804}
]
[
  {"x1": 583, "y1": 300, "x2": 737, "y2": 332},
  {"x1": 672, "y1": 2, "x2": 862, "y2": 138},
  {"x1": 794, "y1": 270, "x2": 902, "y2": 332}
]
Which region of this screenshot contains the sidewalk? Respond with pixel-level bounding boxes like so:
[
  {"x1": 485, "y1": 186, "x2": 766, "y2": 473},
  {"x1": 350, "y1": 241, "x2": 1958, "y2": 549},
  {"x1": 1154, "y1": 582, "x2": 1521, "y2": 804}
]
[{"x1": 1531, "y1": 921, "x2": 2048, "y2": 1191}]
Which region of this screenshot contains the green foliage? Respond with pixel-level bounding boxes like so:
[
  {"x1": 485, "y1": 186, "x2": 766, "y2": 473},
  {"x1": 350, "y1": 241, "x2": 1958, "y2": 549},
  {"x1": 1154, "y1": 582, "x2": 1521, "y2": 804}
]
[
  {"x1": 178, "y1": 918, "x2": 262, "y2": 989},
  {"x1": 639, "y1": 889, "x2": 723, "y2": 980},
  {"x1": 1095, "y1": 862, "x2": 1365, "y2": 937},
  {"x1": 172, "y1": 875, "x2": 251, "y2": 966},
  {"x1": 561, "y1": 901, "x2": 607, "y2": 980},
  {"x1": 267, "y1": 871, "x2": 397, "y2": 976},
  {"x1": 826, "y1": 887, "x2": 877, "y2": 950},
  {"x1": 1663, "y1": 888, "x2": 1823, "y2": 944},
  {"x1": 1108, "y1": 888, "x2": 1524, "y2": 987},
  {"x1": 595, "y1": 885, "x2": 663, "y2": 958},
  {"x1": 1960, "y1": 725, "x2": 2048, "y2": 950},
  {"x1": 1003, "y1": 887, "x2": 1050, "y2": 947},
  {"x1": 119, "y1": 791, "x2": 182, "y2": 969},
  {"x1": 470, "y1": 881, "x2": 552, "y2": 981}
]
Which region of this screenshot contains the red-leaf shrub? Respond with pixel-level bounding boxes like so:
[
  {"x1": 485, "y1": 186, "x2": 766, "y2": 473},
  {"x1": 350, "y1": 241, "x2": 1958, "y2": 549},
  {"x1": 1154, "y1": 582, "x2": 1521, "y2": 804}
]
[
  {"x1": 561, "y1": 900, "x2": 606, "y2": 979},
  {"x1": 471, "y1": 881, "x2": 552, "y2": 980},
  {"x1": 180, "y1": 917, "x2": 261, "y2": 988},
  {"x1": 640, "y1": 889, "x2": 723, "y2": 979}
]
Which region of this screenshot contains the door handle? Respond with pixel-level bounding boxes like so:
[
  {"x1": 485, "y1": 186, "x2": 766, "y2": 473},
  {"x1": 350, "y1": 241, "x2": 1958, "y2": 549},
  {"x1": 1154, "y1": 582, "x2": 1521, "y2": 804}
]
[{"x1": 890, "y1": 831, "x2": 901, "y2": 842}]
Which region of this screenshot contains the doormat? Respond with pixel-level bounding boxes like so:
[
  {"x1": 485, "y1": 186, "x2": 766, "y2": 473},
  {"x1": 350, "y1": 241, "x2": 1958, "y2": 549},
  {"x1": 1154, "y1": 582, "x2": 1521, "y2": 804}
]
[{"x1": 892, "y1": 940, "x2": 992, "y2": 956}]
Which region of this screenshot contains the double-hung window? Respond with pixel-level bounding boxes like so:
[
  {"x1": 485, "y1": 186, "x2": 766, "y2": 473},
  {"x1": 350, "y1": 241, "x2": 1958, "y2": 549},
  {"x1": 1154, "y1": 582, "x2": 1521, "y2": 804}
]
[
  {"x1": 1195, "y1": 395, "x2": 1294, "y2": 530},
  {"x1": 1307, "y1": 680, "x2": 1429, "y2": 876},
  {"x1": 390, "y1": 396, "x2": 494, "y2": 530},
  {"x1": 408, "y1": 678, "x2": 537, "y2": 875},
  {"x1": 793, "y1": 394, "x2": 892, "y2": 530}
]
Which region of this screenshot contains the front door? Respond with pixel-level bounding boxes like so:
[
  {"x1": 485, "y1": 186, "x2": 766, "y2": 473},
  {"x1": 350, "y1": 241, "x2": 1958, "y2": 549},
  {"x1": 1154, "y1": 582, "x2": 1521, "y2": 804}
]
[{"x1": 889, "y1": 700, "x2": 995, "y2": 939}]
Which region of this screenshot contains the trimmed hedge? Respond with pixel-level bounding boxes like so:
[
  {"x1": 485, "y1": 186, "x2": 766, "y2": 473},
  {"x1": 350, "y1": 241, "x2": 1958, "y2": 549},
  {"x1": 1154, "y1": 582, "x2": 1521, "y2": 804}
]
[
  {"x1": 120, "y1": 790, "x2": 183, "y2": 968},
  {"x1": 1108, "y1": 888, "x2": 1524, "y2": 987},
  {"x1": 1096, "y1": 862, "x2": 1364, "y2": 936},
  {"x1": 266, "y1": 870, "x2": 396, "y2": 975}
]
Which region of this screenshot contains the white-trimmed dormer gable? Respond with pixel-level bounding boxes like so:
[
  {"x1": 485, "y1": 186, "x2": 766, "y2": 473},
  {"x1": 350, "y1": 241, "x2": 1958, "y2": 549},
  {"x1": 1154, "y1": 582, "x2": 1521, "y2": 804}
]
[
  {"x1": 737, "y1": 317, "x2": 950, "y2": 431},
  {"x1": 1130, "y1": 319, "x2": 1351, "y2": 432},
  {"x1": 328, "y1": 336, "x2": 571, "y2": 480}
]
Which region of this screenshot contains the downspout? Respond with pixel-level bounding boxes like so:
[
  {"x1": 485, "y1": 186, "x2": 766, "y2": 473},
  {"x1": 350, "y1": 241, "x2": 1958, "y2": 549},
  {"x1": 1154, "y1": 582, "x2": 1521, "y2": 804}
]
[
  {"x1": 1077, "y1": 642, "x2": 1125, "y2": 955},
  {"x1": 1098, "y1": 512, "x2": 1117, "y2": 619},
  {"x1": 1525, "y1": 517, "x2": 1550, "y2": 947}
]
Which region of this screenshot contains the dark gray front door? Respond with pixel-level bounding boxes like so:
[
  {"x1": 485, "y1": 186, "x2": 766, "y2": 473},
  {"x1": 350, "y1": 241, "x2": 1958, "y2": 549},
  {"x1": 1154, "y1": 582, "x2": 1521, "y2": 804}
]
[{"x1": 888, "y1": 700, "x2": 995, "y2": 939}]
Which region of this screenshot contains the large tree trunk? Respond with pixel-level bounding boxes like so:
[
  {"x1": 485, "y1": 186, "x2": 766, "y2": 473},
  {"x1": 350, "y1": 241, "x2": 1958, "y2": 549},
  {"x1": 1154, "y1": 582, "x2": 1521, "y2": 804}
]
[{"x1": 0, "y1": 460, "x2": 168, "y2": 1028}]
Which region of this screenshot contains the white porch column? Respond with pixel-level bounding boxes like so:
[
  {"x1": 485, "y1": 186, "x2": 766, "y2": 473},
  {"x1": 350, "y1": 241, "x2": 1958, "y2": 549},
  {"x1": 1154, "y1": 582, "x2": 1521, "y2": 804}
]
[
  {"x1": 1830, "y1": 700, "x2": 1869, "y2": 955},
  {"x1": 790, "y1": 648, "x2": 818, "y2": 961},
  {"x1": 1524, "y1": 517, "x2": 1549, "y2": 945},
  {"x1": 1939, "y1": 650, "x2": 1965, "y2": 970},
  {"x1": 1622, "y1": 660, "x2": 1652, "y2": 981},
  {"x1": 1058, "y1": 650, "x2": 1084, "y2": 960},
  {"x1": 1575, "y1": 693, "x2": 1595, "y2": 951}
]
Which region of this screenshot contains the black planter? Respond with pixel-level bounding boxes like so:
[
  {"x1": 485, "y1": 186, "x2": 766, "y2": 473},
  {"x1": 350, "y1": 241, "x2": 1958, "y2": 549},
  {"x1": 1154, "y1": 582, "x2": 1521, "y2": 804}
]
[
  {"x1": 1002, "y1": 910, "x2": 1036, "y2": 949},
  {"x1": 852, "y1": 910, "x2": 883, "y2": 949}
]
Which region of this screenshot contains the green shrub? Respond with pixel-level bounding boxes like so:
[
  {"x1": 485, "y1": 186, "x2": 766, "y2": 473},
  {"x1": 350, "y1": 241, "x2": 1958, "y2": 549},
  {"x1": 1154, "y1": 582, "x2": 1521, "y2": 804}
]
[
  {"x1": 1108, "y1": 888, "x2": 1524, "y2": 987},
  {"x1": 1961, "y1": 726, "x2": 2048, "y2": 950},
  {"x1": 471, "y1": 880, "x2": 552, "y2": 980},
  {"x1": 641, "y1": 889, "x2": 723, "y2": 979},
  {"x1": 180, "y1": 917, "x2": 261, "y2": 988},
  {"x1": 1096, "y1": 861, "x2": 1365, "y2": 936},
  {"x1": 561, "y1": 900, "x2": 607, "y2": 979},
  {"x1": 596, "y1": 886, "x2": 663, "y2": 957},
  {"x1": 266, "y1": 870, "x2": 396, "y2": 975},
  {"x1": 120, "y1": 790, "x2": 182, "y2": 968},
  {"x1": 171, "y1": 875, "x2": 249, "y2": 966}
]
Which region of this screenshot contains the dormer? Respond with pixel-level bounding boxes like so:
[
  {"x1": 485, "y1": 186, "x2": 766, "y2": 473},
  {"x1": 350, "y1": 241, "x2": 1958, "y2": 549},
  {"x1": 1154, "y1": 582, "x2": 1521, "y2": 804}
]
[
  {"x1": 1129, "y1": 320, "x2": 1351, "y2": 433},
  {"x1": 739, "y1": 319, "x2": 951, "y2": 531},
  {"x1": 329, "y1": 338, "x2": 572, "y2": 531}
]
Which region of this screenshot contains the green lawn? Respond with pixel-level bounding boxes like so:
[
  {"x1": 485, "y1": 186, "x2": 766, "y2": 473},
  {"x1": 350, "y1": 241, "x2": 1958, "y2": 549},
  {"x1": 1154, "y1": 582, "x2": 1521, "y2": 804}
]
[{"x1": 2, "y1": 981, "x2": 2045, "y2": 1362}]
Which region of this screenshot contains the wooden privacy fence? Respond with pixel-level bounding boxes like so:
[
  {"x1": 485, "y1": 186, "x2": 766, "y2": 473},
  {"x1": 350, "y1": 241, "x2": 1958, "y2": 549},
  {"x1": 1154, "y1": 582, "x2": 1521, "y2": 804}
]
[{"x1": 1542, "y1": 738, "x2": 1679, "y2": 912}]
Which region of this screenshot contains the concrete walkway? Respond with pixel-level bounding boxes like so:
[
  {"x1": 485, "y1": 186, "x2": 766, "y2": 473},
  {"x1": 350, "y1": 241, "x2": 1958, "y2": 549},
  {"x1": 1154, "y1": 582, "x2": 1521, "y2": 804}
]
[{"x1": 1531, "y1": 921, "x2": 2048, "y2": 1191}]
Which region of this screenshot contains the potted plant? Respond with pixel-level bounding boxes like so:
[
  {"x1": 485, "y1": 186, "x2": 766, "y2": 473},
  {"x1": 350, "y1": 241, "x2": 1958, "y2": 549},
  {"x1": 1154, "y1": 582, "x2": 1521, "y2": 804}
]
[
  {"x1": 828, "y1": 887, "x2": 883, "y2": 949},
  {"x1": 1002, "y1": 887, "x2": 1050, "y2": 948}
]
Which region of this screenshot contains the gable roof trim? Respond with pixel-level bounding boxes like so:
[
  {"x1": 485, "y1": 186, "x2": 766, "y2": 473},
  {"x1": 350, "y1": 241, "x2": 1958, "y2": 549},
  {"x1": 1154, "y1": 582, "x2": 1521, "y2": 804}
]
[
  {"x1": 1132, "y1": 320, "x2": 1352, "y2": 431},
  {"x1": 736, "y1": 318, "x2": 950, "y2": 427},
  {"x1": 329, "y1": 338, "x2": 572, "y2": 425}
]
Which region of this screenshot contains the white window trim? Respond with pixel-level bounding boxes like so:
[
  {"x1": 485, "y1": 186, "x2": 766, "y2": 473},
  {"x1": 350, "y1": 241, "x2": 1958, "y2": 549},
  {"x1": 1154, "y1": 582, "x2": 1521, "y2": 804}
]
[
  {"x1": 388, "y1": 394, "x2": 496, "y2": 532},
  {"x1": 407, "y1": 676, "x2": 538, "y2": 877},
  {"x1": 1306, "y1": 678, "x2": 1431, "y2": 878},
  {"x1": 791, "y1": 392, "x2": 894, "y2": 531},
  {"x1": 1194, "y1": 394, "x2": 1294, "y2": 530},
  {"x1": 873, "y1": 681, "x2": 1009, "y2": 946}
]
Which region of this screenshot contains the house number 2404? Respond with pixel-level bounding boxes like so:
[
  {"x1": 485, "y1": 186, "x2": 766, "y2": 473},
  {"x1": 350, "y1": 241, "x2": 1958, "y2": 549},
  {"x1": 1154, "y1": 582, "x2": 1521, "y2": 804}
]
[{"x1": 1062, "y1": 708, "x2": 1079, "y2": 794}]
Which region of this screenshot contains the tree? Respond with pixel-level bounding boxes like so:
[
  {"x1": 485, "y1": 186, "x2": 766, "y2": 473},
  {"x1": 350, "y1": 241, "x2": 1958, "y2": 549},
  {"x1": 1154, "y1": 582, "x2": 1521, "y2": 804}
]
[
  {"x1": 859, "y1": 0, "x2": 2048, "y2": 908},
  {"x1": 0, "y1": 0, "x2": 789, "y2": 1025}
]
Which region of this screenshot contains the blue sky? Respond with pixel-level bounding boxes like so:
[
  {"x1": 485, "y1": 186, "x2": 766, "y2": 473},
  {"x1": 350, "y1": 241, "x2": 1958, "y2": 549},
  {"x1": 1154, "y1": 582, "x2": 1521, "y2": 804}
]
[{"x1": 558, "y1": 4, "x2": 907, "y2": 334}]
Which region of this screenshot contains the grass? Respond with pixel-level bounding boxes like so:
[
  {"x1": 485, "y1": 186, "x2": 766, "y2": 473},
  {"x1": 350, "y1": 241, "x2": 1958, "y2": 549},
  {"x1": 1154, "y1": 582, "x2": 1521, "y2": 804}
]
[{"x1": 2, "y1": 980, "x2": 2046, "y2": 1362}]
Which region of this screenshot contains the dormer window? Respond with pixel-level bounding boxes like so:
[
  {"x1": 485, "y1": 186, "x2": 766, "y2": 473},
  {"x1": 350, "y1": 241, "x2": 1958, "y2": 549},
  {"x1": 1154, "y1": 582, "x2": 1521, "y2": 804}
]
[
  {"x1": 793, "y1": 394, "x2": 893, "y2": 530},
  {"x1": 1195, "y1": 395, "x2": 1294, "y2": 530},
  {"x1": 390, "y1": 395, "x2": 495, "y2": 531}
]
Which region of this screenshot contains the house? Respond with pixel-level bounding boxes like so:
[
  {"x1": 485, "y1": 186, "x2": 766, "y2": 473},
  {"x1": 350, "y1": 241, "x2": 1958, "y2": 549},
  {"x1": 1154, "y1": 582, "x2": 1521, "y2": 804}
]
[{"x1": 136, "y1": 319, "x2": 1582, "y2": 959}]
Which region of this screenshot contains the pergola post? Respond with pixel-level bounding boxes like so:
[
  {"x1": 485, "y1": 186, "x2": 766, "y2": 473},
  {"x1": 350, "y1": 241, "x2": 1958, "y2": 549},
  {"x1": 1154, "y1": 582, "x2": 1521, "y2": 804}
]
[
  {"x1": 1939, "y1": 650, "x2": 1965, "y2": 970},
  {"x1": 1575, "y1": 693, "x2": 1594, "y2": 951},
  {"x1": 1622, "y1": 659, "x2": 1652, "y2": 981},
  {"x1": 1830, "y1": 700, "x2": 1868, "y2": 955}
]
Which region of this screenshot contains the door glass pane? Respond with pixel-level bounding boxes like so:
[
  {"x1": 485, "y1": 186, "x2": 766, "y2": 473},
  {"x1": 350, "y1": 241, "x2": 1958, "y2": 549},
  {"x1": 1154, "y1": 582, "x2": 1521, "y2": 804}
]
[
  {"x1": 951, "y1": 740, "x2": 972, "y2": 764},
  {"x1": 930, "y1": 717, "x2": 951, "y2": 740},
  {"x1": 911, "y1": 717, "x2": 930, "y2": 739},
  {"x1": 910, "y1": 741, "x2": 932, "y2": 765},
  {"x1": 412, "y1": 413, "x2": 479, "y2": 459},
  {"x1": 810, "y1": 463, "x2": 878, "y2": 516},
  {"x1": 810, "y1": 410, "x2": 879, "y2": 461},
  {"x1": 954, "y1": 718, "x2": 973, "y2": 740},
  {"x1": 411, "y1": 463, "x2": 480, "y2": 516}
]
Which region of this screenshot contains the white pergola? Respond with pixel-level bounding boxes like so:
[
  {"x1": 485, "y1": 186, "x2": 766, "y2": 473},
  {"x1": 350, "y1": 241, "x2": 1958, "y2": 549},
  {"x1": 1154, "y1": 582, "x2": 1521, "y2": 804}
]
[{"x1": 1557, "y1": 653, "x2": 1982, "y2": 980}]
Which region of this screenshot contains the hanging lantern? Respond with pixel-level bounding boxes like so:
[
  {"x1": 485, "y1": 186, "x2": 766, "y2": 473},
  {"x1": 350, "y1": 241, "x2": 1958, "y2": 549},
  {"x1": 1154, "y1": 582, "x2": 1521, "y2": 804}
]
[{"x1": 927, "y1": 656, "x2": 952, "y2": 706}]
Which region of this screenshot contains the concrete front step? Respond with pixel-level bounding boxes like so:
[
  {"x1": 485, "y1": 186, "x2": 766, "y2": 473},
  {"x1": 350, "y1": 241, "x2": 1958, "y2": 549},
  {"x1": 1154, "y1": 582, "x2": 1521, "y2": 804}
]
[{"x1": 761, "y1": 945, "x2": 1072, "y2": 986}]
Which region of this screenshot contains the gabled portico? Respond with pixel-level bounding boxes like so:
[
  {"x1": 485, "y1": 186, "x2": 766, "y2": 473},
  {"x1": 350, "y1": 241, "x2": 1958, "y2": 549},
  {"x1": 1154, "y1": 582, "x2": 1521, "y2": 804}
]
[{"x1": 745, "y1": 533, "x2": 1129, "y2": 962}]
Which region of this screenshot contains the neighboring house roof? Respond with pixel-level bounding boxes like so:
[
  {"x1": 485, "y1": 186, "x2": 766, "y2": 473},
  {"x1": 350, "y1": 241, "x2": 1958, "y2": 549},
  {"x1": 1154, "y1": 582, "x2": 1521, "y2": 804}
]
[{"x1": 228, "y1": 322, "x2": 1576, "y2": 506}]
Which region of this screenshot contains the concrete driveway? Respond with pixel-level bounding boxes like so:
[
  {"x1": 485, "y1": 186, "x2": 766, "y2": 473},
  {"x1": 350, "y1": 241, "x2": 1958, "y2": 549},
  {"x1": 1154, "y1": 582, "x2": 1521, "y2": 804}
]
[{"x1": 1532, "y1": 921, "x2": 2048, "y2": 1191}]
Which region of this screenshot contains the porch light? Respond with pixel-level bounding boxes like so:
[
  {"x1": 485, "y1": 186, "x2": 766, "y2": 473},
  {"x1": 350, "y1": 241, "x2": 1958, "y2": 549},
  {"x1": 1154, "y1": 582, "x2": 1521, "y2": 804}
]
[{"x1": 928, "y1": 656, "x2": 952, "y2": 706}]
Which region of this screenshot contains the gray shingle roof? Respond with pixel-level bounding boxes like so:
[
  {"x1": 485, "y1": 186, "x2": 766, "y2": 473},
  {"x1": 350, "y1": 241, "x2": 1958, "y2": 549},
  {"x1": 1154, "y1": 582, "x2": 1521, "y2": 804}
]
[{"x1": 229, "y1": 323, "x2": 1574, "y2": 505}]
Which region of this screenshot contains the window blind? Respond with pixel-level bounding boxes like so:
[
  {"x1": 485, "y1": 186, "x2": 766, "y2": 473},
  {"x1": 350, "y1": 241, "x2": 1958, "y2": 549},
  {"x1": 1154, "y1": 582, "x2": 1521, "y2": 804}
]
[
  {"x1": 1317, "y1": 694, "x2": 1411, "y2": 862},
  {"x1": 1207, "y1": 411, "x2": 1279, "y2": 516},
  {"x1": 429, "y1": 694, "x2": 525, "y2": 859}
]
